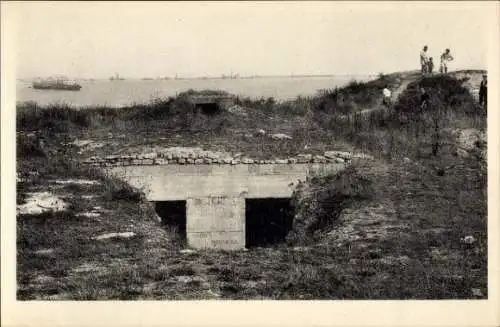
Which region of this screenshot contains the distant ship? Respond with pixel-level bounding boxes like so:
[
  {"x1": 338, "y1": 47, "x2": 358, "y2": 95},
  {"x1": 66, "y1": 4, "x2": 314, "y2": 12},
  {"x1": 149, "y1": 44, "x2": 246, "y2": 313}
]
[
  {"x1": 109, "y1": 73, "x2": 125, "y2": 81},
  {"x1": 32, "y1": 77, "x2": 82, "y2": 91}
]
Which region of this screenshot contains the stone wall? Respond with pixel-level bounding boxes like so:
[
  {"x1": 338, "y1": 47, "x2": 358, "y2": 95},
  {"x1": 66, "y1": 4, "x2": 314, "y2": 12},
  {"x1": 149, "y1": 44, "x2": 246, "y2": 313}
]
[{"x1": 83, "y1": 148, "x2": 374, "y2": 168}]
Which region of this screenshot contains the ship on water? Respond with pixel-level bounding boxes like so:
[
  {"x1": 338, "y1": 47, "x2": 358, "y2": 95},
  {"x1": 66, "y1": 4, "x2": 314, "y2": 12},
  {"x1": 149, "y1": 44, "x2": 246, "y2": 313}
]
[
  {"x1": 109, "y1": 73, "x2": 125, "y2": 81},
  {"x1": 32, "y1": 77, "x2": 82, "y2": 91}
]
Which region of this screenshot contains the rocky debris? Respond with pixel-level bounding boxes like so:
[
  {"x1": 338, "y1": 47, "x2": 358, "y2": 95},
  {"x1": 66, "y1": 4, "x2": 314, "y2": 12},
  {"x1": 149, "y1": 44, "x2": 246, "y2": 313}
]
[
  {"x1": 461, "y1": 235, "x2": 476, "y2": 244},
  {"x1": 324, "y1": 151, "x2": 352, "y2": 160},
  {"x1": 226, "y1": 104, "x2": 248, "y2": 116},
  {"x1": 17, "y1": 192, "x2": 69, "y2": 215},
  {"x1": 93, "y1": 232, "x2": 136, "y2": 240},
  {"x1": 270, "y1": 133, "x2": 292, "y2": 140},
  {"x1": 83, "y1": 146, "x2": 373, "y2": 167}
]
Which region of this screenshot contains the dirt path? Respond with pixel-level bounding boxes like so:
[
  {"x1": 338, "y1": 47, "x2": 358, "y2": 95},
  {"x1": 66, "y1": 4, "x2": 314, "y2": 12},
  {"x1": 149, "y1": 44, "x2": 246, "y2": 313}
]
[{"x1": 337, "y1": 73, "x2": 420, "y2": 120}]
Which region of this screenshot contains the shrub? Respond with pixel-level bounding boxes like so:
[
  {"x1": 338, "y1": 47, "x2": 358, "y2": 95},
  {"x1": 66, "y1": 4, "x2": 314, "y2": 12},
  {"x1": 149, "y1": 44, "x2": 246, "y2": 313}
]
[
  {"x1": 17, "y1": 103, "x2": 90, "y2": 132},
  {"x1": 17, "y1": 134, "x2": 46, "y2": 158},
  {"x1": 103, "y1": 178, "x2": 143, "y2": 202},
  {"x1": 394, "y1": 75, "x2": 477, "y2": 115}
]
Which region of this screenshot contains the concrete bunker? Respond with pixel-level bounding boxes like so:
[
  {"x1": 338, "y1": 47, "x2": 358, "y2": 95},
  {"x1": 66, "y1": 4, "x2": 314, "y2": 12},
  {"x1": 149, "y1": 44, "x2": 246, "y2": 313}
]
[
  {"x1": 154, "y1": 201, "x2": 187, "y2": 241},
  {"x1": 245, "y1": 198, "x2": 294, "y2": 247},
  {"x1": 105, "y1": 162, "x2": 347, "y2": 250}
]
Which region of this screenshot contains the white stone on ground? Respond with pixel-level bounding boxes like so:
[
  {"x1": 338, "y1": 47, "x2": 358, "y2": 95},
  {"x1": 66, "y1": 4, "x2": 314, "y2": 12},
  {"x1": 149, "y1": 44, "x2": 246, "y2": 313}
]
[
  {"x1": 270, "y1": 133, "x2": 292, "y2": 140},
  {"x1": 76, "y1": 212, "x2": 101, "y2": 218},
  {"x1": 34, "y1": 249, "x2": 54, "y2": 255},
  {"x1": 17, "y1": 192, "x2": 69, "y2": 215},
  {"x1": 93, "y1": 232, "x2": 136, "y2": 240},
  {"x1": 54, "y1": 179, "x2": 101, "y2": 185},
  {"x1": 81, "y1": 195, "x2": 98, "y2": 199}
]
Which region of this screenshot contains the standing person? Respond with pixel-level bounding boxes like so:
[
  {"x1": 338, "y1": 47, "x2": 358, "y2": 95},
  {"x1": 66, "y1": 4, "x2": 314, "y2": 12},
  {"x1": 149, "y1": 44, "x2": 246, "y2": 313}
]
[
  {"x1": 440, "y1": 49, "x2": 454, "y2": 74},
  {"x1": 382, "y1": 85, "x2": 392, "y2": 108},
  {"x1": 428, "y1": 57, "x2": 434, "y2": 74},
  {"x1": 479, "y1": 74, "x2": 487, "y2": 106},
  {"x1": 420, "y1": 46, "x2": 429, "y2": 74}
]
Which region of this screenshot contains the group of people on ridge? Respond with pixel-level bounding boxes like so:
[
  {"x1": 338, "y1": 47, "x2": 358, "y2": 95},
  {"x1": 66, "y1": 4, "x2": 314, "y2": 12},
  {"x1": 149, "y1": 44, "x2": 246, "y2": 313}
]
[{"x1": 420, "y1": 46, "x2": 454, "y2": 75}]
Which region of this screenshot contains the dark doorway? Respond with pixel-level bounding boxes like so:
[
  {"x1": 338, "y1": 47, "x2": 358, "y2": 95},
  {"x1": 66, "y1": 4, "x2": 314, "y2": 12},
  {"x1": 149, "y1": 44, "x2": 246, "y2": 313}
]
[
  {"x1": 245, "y1": 198, "x2": 294, "y2": 247},
  {"x1": 195, "y1": 103, "x2": 220, "y2": 115},
  {"x1": 154, "y1": 201, "x2": 187, "y2": 241}
]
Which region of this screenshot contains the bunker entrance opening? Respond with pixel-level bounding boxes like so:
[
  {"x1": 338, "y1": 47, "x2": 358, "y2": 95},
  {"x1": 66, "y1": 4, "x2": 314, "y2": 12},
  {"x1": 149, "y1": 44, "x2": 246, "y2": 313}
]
[
  {"x1": 195, "y1": 103, "x2": 220, "y2": 115},
  {"x1": 154, "y1": 201, "x2": 187, "y2": 241},
  {"x1": 245, "y1": 198, "x2": 294, "y2": 248}
]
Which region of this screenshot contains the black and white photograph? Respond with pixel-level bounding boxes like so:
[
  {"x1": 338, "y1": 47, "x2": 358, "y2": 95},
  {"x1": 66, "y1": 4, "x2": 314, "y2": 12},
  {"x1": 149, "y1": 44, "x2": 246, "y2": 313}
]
[{"x1": 1, "y1": 1, "x2": 499, "y2": 325}]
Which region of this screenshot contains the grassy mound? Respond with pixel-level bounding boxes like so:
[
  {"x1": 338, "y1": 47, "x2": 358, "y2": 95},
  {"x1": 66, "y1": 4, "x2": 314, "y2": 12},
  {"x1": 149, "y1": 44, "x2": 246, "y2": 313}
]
[
  {"x1": 315, "y1": 73, "x2": 400, "y2": 114},
  {"x1": 287, "y1": 165, "x2": 374, "y2": 245},
  {"x1": 394, "y1": 74, "x2": 480, "y2": 115},
  {"x1": 17, "y1": 102, "x2": 91, "y2": 133}
]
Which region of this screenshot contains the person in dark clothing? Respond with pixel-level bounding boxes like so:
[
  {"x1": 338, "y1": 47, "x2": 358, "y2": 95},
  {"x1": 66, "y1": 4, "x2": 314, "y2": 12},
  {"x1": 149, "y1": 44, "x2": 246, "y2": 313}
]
[
  {"x1": 428, "y1": 57, "x2": 434, "y2": 74},
  {"x1": 479, "y1": 74, "x2": 487, "y2": 106},
  {"x1": 420, "y1": 87, "x2": 430, "y2": 110}
]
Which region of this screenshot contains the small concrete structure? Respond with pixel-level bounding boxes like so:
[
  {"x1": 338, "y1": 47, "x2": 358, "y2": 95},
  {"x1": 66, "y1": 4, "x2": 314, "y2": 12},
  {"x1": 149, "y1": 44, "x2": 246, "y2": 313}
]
[
  {"x1": 188, "y1": 94, "x2": 236, "y2": 112},
  {"x1": 107, "y1": 163, "x2": 344, "y2": 250}
]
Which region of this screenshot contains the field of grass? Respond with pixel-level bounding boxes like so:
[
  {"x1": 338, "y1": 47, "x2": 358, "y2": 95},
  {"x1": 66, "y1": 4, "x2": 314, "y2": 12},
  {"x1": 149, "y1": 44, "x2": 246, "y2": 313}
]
[{"x1": 16, "y1": 70, "x2": 487, "y2": 299}]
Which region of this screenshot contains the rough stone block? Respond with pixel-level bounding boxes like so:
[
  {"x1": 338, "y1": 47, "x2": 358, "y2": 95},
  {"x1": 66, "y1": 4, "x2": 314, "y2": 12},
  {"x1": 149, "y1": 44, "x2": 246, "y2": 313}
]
[
  {"x1": 143, "y1": 152, "x2": 157, "y2": 160},
  {"x1": 296, "y1": 154, "x2": 312, "y2": 163},
  {"x1": 154, "y1": 158, "x2": 168, "y2": 165}
]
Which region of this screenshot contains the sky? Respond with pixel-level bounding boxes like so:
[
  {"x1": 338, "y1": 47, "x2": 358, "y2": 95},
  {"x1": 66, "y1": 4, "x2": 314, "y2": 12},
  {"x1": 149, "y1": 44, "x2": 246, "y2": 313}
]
[{"x1": 9, "y1": 1, "x2": 496, "y2": 79}]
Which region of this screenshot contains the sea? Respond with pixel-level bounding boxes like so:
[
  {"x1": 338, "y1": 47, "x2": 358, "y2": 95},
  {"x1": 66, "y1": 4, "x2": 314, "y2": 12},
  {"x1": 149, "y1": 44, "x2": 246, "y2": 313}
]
[{"x1": 16, "y1": 75, "x2": 376, "y2": 108}]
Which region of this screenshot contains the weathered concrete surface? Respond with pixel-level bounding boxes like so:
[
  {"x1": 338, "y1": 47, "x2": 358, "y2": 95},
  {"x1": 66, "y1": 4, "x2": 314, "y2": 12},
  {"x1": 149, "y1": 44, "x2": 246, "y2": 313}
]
[
  {"x1": 186, "y1": 197, "x2": 245, "y2": 250},
  {"x1": 107, "y1": 163, "x2": 344, "y2": 250},
  {"x1": 108, "y1": 163, "x2": 345, "y2": 201}
]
